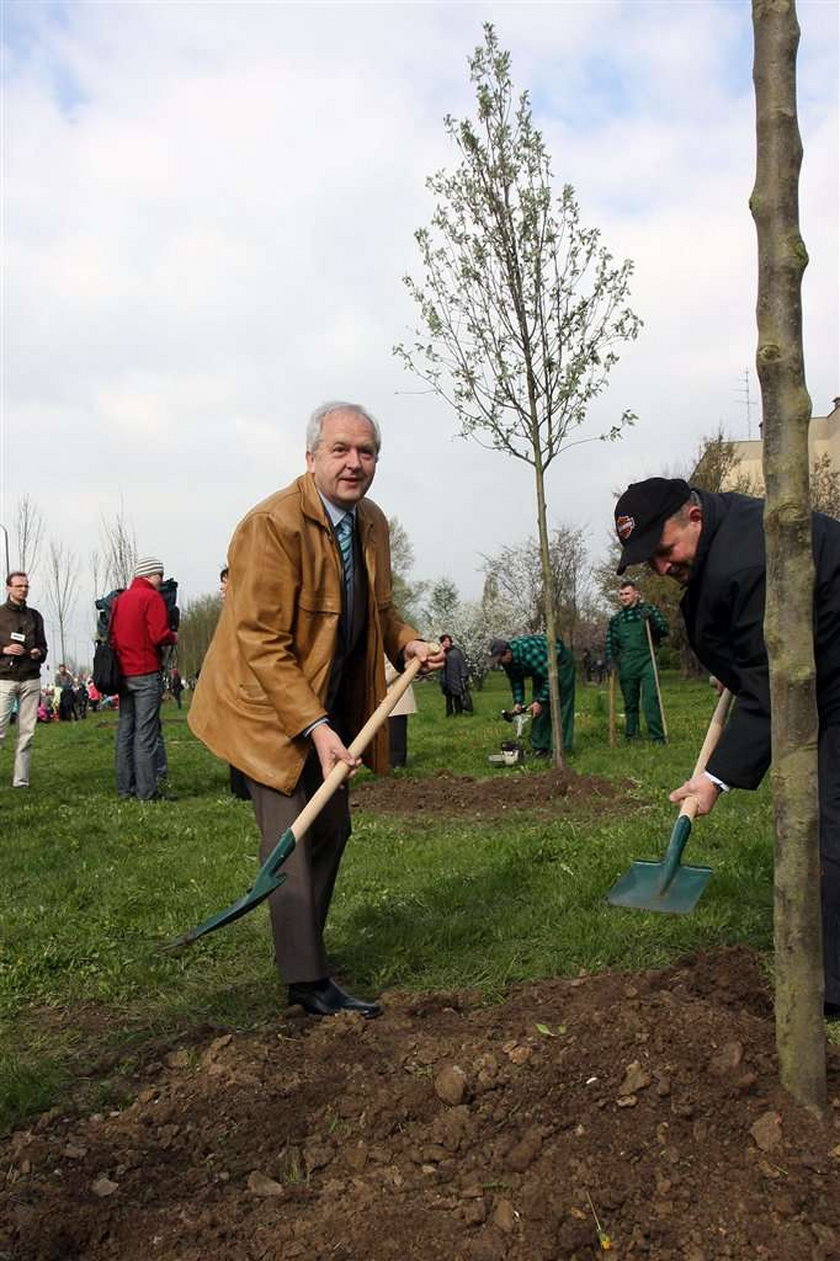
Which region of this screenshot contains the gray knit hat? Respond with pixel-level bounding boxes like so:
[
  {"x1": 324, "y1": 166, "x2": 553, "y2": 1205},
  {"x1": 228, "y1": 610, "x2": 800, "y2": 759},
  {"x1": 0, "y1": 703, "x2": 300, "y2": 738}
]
[{"x1": 134, "y1": 556, "x2": 164, "y2": 579}]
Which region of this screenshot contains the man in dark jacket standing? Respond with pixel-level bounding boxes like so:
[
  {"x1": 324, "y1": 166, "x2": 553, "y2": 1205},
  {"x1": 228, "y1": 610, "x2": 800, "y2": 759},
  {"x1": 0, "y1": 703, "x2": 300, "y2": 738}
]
[
  {"x1": 0, "y1": 572, "x2": 48, "y2": 787},
  {"x1": 111, "y1": 556, "x2": 178, "y2": 800},
  {"x1": 614, "y1": 477, "x2": 840, "y2": 1017}
]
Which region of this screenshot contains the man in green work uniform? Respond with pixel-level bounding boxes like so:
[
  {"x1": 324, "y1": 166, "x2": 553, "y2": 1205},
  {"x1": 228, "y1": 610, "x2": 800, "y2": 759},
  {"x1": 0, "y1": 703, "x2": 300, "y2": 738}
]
[
  {"x1": 605, "y1": 579, "x2": 668, "y2": 742},
  {"x1": 489, "y1": 635, "x2": 575, "y2": 757}
]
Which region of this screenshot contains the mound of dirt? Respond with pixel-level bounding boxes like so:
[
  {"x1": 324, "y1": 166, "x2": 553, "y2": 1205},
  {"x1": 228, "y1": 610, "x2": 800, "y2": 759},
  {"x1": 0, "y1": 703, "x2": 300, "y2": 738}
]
[
  {"x1": 350, "y1": 767, "x2": 621, "y2": 819},
  {"x1": 3, "y1": 947, "x2": 838, "y2": 1261}
]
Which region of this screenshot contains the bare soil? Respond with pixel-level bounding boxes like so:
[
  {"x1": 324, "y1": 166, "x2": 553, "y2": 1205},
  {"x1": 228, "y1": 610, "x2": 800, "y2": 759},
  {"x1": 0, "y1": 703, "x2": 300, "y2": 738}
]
[
  {"x1": 3, "y1": 947, "x2": 839, "y2": 1261},
  {"x1": 3, "y1": 772, "x2": 839, "y2": 1259},
  {"x1": 349, "y1": 766, "x2": 624, "y2": 819}
]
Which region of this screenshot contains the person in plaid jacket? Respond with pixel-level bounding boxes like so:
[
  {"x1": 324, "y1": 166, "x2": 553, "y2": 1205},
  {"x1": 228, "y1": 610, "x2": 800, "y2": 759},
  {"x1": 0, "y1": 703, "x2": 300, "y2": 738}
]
[
  {"x1": 489, "y1": 634, "x2": 575, "y2": 756},
  {"x1": 605, "y1": 579, "x2": 668, "y2": 741}
]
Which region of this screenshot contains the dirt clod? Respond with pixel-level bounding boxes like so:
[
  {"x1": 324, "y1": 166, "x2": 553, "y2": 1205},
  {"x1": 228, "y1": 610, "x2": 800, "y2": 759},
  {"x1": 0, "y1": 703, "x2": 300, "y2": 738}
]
[
  {"x1": 434, "y1": 1063, "x2": 468, "y2": 1106},
  {"x1": 750, "y1": 1109, "x2": 783, "y2": 1152}
]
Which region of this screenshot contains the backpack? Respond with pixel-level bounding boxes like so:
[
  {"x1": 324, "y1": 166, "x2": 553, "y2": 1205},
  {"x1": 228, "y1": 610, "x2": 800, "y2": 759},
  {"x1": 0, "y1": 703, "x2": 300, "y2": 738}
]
[
  {"x1": 92, "y1": 642, "x2": 122, "y2": 696},
  {"x1": 92, "y1": 593, "x2": 124, "y2": 695},
  {"x1": 95, "y1": 589, "x2": 124, "y2": 641}
]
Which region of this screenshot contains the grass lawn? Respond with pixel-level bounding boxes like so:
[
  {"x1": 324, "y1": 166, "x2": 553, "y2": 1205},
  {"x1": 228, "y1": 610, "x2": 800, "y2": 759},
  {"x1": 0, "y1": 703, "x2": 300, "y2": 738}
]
[{"x1": 2, "y1": 668, "x2": 827, "y2": 1132}]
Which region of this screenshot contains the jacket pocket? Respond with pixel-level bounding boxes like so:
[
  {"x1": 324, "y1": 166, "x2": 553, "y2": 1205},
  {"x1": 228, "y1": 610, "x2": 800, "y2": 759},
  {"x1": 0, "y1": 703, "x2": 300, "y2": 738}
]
[{"x1": 297, "y1": 589, "x2": 341, "y2": 617}]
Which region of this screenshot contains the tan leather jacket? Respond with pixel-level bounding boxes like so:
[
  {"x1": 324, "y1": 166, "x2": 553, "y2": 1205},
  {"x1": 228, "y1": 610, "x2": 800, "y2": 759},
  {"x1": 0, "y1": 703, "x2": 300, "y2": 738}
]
[{"x1": 188, "y1": 473, "x2": 418, "y2": 793}]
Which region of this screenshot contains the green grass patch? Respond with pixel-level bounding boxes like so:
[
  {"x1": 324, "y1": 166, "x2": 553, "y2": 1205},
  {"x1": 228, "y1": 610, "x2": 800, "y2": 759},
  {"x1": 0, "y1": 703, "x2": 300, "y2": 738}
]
[{"x1": 0, "y1": 673, "x2": 827, "y2": 1131}]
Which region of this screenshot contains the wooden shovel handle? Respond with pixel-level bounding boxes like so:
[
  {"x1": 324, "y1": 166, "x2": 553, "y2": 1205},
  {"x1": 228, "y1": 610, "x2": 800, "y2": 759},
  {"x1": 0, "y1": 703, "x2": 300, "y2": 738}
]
[
  {"x1": 691, "y1": 687, "x2": 734, "y2": 779},
  {"x1": 677, "y1": 687, "x2": 734, "y2": 820},
  {"x1": 644, "y1": 617, "x2": 668, "y2": 742},
  {"x1": 290, "y1": 650, "x2": 430, "y2": 842},
  {"x1": 608, "y1": 669, "x2": 616, "y2": 747}
]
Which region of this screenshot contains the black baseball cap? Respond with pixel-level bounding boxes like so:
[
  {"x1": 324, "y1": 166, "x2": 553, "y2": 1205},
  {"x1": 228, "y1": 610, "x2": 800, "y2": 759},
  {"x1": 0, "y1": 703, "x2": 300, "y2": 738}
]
[
  {"x1": 488, "y1": 638, "x2": 511, "y2": 663},
  {"x1": 614, "y1": 478, "x2": 691, "y2": 574}
]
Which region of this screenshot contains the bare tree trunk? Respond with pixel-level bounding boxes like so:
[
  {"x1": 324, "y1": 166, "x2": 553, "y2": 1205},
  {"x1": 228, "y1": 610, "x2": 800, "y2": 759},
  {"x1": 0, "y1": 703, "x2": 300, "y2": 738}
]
[
  {"x1": 751, "y1": 0, "x2": 826, "y2": 1112},
  {"x1": 15, "y1": 495, "x2": 45, "y2": 577},
  {"x1": 45, "y1": 540, "x2": 79, "y2": 668},
  {"x1": 100, "y1": 508, "x2": 137, "y2": 591},
  {"x1": 90, "y1": 549, "x2": 103, "y2": 637},
  {"x1": 534, "y1": 459, "x2": 565, "y2": 769}
]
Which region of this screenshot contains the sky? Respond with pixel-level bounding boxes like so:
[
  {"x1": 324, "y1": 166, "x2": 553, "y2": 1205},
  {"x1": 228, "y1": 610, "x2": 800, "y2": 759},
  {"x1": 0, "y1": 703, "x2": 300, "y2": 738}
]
[{"x1": 2, "y1": 0, "x2": 838, "y2": 664}]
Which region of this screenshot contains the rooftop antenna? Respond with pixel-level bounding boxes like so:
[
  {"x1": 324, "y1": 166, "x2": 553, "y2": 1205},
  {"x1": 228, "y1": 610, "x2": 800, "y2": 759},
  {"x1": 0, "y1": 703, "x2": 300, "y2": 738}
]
[{"x1": 736, "y1": 369, "x2": 757, "y2": 439}]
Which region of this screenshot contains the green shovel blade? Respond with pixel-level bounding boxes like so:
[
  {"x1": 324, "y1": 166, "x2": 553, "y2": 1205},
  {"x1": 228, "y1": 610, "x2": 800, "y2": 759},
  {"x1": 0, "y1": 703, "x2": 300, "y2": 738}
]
[
  {"x1": 606, "y1": 815, "x2": 712, "y2": 914},
  {"x1": 164, "y1": 827, "x2": 297, "y2": 950}
]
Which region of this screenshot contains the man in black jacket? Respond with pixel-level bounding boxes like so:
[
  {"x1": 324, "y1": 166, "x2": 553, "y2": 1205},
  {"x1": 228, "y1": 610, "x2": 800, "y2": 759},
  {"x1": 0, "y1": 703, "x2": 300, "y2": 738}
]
[
  {"x1": 614, "y1": 477, "x2": 840, "y2": 1017},
  {"x1": 0, "y1": 572, "x2": 48, "y2": 788}
]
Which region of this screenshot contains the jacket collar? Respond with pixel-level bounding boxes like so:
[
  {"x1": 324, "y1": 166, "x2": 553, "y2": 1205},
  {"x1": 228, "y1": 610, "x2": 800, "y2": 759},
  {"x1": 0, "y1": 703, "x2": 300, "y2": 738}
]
[
  {"x1": 298, "y1": 472, "x2": 374, "y2": 538},
  {"x1": 690, "y1": 488, "x2": 732, "y2": 581}
]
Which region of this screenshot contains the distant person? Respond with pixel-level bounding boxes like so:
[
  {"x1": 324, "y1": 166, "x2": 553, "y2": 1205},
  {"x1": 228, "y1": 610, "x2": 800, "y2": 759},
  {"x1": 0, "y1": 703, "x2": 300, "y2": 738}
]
[
  {"x1": 75, "y1": 677, "x2": 88, "y2": 719},
  {"x1": 189, "y1": 400, "x2": 441, "y2": 1019},
  {"x1": 110, "y1": 556, "x2": 178, "y2": 801},
  {"x1": 605, "y1": 579, "x2": 669, "y2": 742},
  {"x1": 0, "y1": 571, "x2": 48, "y2": 787},
  {"x1": 55, "y1": 664, "x2": 77, "y2": 721},
  {"x1": 613, "y1": 476, "x2": 840, "y2": 1018},
  {"x1": 384, "y1": 656, "x2": 417, "y2": 768},
  {"x1": 170, "y1": 667, "x2": 184, "y2": 709},
  {"x1": 217, "y1": 563, "x2": 248, "y2": 799},
  {"x1": 489, "y1": 634, "x2": 575, "y2": 756},
  {"x1": 439, "y1": 633, "x2": 471, "y2": 716}
]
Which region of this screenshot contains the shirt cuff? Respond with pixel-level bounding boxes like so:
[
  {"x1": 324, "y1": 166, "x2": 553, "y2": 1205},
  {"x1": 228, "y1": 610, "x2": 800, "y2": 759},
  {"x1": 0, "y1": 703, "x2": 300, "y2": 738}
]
[
  {"x1": 703, "y1": 770, "x2": 729, "y2": 793},
  {"x1": 301, "y1": 717, "x2": 330, "y2": 740}
]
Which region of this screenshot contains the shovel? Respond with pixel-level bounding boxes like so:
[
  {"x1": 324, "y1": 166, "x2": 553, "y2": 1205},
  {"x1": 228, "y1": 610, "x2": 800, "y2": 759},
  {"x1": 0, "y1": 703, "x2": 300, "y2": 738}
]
[
  {"x1": 644, "y1": 616, "x2": 668, "y2": 743},
  {"x1": 608, "y1": 668, "x2": 616, "y2": 747},
  {"x1": 165, "y1": 653, "x2": 428, "y2": 949},
  {"x1": 606, "y1": 687, "x2": 733, "y2": 914}
]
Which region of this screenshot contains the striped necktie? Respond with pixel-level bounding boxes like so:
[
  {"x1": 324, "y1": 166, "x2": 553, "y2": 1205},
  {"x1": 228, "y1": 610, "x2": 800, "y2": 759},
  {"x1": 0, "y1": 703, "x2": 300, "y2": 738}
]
[{"x1": 336, "y1": 513, "x2": 354, "y2": 616}]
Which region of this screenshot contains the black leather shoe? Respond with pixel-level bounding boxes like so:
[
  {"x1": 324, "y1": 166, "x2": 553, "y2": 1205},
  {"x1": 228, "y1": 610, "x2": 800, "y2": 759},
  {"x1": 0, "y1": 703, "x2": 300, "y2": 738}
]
[{"x1": 288, "y1": 978, "x2": 382, "y2": 1020}]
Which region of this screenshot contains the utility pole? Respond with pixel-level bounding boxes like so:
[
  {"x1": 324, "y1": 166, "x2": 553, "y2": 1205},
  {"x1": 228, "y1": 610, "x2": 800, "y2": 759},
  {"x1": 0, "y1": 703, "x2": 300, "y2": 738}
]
[{"x1": 736, "y1": 368, "x2": 758, "y2": 439}]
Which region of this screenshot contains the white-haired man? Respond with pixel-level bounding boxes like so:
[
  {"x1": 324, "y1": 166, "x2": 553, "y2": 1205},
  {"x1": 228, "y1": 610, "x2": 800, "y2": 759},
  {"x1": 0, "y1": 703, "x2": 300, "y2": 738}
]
[{"x1": 190, "y1": 402, "x2": 442, "y2": 1018}]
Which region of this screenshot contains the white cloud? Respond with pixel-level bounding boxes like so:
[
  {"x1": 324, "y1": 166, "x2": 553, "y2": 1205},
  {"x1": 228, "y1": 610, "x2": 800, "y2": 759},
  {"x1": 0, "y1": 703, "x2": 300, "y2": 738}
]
[{"x1": 2, "y1": 1, "x2": 836, "y2": 662}]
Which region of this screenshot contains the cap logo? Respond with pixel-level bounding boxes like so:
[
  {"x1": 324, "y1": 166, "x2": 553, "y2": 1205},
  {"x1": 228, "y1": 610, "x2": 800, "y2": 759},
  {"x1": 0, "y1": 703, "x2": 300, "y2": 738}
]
[{"x1": 616, "y1": 514, "x2": 635, "y2": 541}]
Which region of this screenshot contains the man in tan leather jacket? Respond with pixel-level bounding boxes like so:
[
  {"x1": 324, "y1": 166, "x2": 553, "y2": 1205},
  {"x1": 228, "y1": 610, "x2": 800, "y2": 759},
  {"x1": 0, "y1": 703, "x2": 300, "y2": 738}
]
[{"x1": 190, "y1": 401, "x2": 439, "y2": 1018}]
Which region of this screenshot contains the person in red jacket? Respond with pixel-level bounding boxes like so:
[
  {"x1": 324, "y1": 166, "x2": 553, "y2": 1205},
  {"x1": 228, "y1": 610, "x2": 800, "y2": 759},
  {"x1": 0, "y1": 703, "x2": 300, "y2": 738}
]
[{"x1": 111, "y1": 556, "x2": 178, "y2": 800}]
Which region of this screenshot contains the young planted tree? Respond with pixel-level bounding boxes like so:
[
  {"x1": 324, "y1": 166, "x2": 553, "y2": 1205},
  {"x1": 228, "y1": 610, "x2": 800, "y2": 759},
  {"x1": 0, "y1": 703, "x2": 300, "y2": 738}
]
[
  {"x1": 396, "y1": 24, "x2": 641, "y2": 766},
  {"x1": 751, "y1": 0, "x2": 825, "y2": 1110}
]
